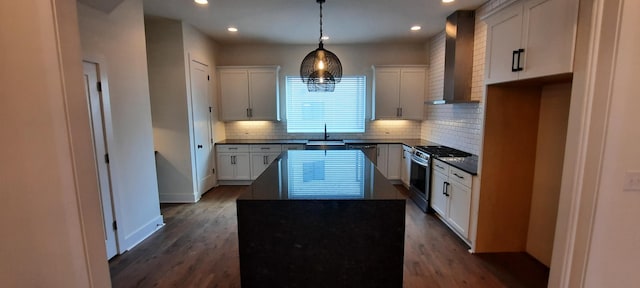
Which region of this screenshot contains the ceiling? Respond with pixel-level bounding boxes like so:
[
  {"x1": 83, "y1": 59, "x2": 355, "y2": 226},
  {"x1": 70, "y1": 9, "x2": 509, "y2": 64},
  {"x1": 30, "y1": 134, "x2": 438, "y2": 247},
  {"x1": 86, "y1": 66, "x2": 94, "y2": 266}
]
[{"x1": 142, "y1": 0, "x2": 487, "y2": 45}]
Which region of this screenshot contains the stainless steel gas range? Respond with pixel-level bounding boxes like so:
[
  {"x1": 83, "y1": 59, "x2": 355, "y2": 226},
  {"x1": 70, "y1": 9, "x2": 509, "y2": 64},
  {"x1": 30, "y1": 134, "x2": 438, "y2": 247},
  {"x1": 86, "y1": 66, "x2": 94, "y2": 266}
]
[{"x1": 408, "y1": 145, "x2": 471, "y2": 213}]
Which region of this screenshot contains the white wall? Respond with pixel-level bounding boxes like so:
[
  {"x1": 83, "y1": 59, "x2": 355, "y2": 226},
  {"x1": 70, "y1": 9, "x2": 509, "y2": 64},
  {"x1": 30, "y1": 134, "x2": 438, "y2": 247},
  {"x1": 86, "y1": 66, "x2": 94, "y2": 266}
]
[
  {"x1": 145, "y1": 18, "x2": 224, "y2": 202},
  {"x1": 218, "y1": 43, "x2": 428, "y2": 140},
  {"x1": 583, "y1": 0, "x2": 640, "y2": 286},
  {"x1": 0, "y1": 0, "x2": 110, "y2": 286},
  {"x1": 145, "y1": 17, "x2": 195, "y2": 202},
  {"x1": 77, "y1": 0, "x2": 163, "y2": 251}
]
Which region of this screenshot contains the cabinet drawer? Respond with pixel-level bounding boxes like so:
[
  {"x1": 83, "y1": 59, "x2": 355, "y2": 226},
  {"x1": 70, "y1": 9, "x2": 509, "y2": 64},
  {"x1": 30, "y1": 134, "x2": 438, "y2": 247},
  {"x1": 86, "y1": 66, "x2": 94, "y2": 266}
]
[
  {"x1": 449, "y1": 166, "x2": 472, "y2": 188},
  {"x1": 217, "y1": 145, "x2": 249, "y2": 153},
  {"x1": 250, "y1": 144, "x2": 282, "y2": 153},
  {"x1": 432, "y1": 159, "x2": 449, "y2": 175}
]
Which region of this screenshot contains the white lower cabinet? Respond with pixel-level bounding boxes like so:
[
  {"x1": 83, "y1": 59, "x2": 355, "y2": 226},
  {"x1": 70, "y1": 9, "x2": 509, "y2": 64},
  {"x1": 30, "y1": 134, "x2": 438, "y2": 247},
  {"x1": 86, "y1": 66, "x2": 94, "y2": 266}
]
[
  {"x1": 217, "y1": 144, "x2": 284, "y2": 181},
  {"x1": 376, "y1": 144, "x2": 389, "y2": 177},
  {"x1": 249, "y1": 144, "x2": 282, "y2": 180},
  {"x1": 386, "y1": 144, "x2": 402, "y2": 180},
  {"x1": 217, "y1": 151, "x2": 251, "y2": 180},
  {"x1": 447, "y1": 179, "x2": 471, "y2": 237},
  {"x1": 400, "y1": 145, "x2": 412, "y2": 187},
  {"x1": 375, "y1": 144, "x2": 402, "y2": 180},
  {"x1": 431, "y1": 169, "x2": 449, "y2": 217},
  {"x1": 430, "y1": 159, "x2": 472, "y2": 239}
]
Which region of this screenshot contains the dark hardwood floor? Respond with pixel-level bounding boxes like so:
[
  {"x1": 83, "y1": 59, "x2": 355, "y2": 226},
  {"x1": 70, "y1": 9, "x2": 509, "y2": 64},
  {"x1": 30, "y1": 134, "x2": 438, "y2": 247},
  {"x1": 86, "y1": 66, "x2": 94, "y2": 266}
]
[{"x1": 109, "y1": 185, "x2": 548, "y2": 288}]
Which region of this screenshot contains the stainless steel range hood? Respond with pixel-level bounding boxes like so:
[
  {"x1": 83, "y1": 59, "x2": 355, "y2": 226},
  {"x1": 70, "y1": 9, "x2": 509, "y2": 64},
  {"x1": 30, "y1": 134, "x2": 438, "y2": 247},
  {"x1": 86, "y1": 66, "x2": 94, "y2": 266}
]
[{"x1": 429, "y1": 10, "x2": 479, "y2": 105}]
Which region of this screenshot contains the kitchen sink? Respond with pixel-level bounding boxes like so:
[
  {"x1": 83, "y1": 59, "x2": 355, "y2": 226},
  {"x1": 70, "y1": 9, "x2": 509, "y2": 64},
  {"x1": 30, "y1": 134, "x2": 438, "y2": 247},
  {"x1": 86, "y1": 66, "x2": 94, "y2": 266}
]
[{"x1": 305, "y1": 140, "x2": 346, "y2": 150}]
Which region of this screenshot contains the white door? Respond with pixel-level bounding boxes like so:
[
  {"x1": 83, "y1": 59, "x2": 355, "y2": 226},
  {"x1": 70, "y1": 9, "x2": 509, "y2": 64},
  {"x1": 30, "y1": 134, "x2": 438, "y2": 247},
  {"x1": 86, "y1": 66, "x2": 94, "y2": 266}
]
[
  {"x1": 189, "y1": 60, "x2": 215, "y2": 197},
  {"x1": 430, "y1": 171, "x2": 448, "y2": 218},
  {"x1": 248, "y1": 69, "x2": 278, "y2": 120},
  {"x1": 376, "y1": 144, "x2": 389, "y2": 177},
  {"x1": 520, "y1": 0, "x2": 578, "y2": 80},
  {"x1": 447, "y1": 181, "x2": 471, "y2": 238},
  {"x1": 401, "y1": 148, "x2": 412, "y2": 187},
  {"x1": 82, "y1": 61, "x2": 118, "y2": 259},
  {"x1": 216, "y1": 154, "x2": 235, "y2": 180},
  {"x1": 386, "y1": 144, "x2": 403, "y2": 180},
  {"x1": 399, "y1": 68, "x2": 426, "y2": 120},
  {"x1": 219, "y1": 69, "x2": 249, "y2": 121},
  {"x1": 485, "y1": 4, "x2": 523, "y2": 84},
  {"x1": 373, "y1": 68, "x2": 401, "y2": 119}
]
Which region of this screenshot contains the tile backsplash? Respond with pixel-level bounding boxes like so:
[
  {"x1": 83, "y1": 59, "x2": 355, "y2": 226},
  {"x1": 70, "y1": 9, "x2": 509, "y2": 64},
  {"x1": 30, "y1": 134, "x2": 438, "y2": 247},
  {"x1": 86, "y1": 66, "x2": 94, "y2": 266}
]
[
  {"x1": 224, "y1": 120, "x2": 422, "y2": 140},
  {"x1": 420, "y1": 13, "x2": 488, "y2": 156}
]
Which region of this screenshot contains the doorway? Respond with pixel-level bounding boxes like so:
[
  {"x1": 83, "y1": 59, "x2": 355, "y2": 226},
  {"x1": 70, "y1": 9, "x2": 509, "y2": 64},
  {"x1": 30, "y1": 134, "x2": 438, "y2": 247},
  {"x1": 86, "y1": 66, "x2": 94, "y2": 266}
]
[{"x1": 83, "y1": 61, "x2": 118, "y2": 259}]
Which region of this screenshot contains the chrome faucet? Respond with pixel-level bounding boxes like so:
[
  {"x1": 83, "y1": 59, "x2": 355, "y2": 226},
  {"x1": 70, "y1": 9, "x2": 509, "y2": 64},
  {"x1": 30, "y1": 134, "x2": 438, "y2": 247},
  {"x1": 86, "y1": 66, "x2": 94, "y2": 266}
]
[{"x1": 324, "y1": 124, "x2": 329, "y2": 140}]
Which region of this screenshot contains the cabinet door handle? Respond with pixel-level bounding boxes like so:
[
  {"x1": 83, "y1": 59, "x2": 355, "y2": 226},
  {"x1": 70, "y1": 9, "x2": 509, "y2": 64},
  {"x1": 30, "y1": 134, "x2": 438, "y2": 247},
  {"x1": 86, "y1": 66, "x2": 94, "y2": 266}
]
[
  {"x1": 443, "y1": 182, "x2": 450, "y2": 197},
  {"x1": 512, "y1": 50, "x2": 519, "y2": 72},
  {"x1": 453, "y1": 173, "x2": 464, "y2": 179},
  {"x1": 231, "y1": 155, "x2": 235, "y2": 165},
  {"x1": 197, "y1": 144, "x2": 203, "y2": 149},
  {"x1": 516, "y1": 48, "x2": 525, "y2": 71},
  {"x1": 261, "y1": 147, "x2": 270, "y2": 150},
  {"x1": 442, "y1": 181, "x2": 447, "y2": 196},
  {"x1": 246, "y1": 108, "x2": 250, "y2": 117},
  {"x1": 263, "y1": 155, "x2": 267, "y2": 165},
  {"x1": 399, "y1": 108, "x2": 403, "y2": 117},
  {"x1": 228, "y1": 147, "x2": 238, "y2": 150},
  {"x1": 435, "y1": 164, "x2": 444, "y2": 169}
]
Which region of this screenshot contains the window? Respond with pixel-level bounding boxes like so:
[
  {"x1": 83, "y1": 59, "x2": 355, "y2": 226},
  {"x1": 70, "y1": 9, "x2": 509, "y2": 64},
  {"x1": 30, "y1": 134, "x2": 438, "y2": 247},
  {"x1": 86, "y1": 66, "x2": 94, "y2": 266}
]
[{"x1": 286, "y1": 76, "x2": 366, "y2": 133}]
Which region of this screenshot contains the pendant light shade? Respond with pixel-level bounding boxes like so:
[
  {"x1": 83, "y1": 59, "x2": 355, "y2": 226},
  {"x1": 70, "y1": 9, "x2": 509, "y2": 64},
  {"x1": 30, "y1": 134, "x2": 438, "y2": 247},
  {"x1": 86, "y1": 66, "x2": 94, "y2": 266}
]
[{"x1": 300, "y1": 0, "x2": 342, "y2": 92}]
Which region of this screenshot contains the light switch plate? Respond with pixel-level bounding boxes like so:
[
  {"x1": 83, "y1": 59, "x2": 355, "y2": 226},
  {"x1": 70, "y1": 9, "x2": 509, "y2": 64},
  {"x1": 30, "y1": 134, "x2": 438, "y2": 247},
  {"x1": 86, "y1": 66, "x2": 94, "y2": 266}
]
[{"x1": 623, "y1": 171, "x2": 640, "y2": 191}]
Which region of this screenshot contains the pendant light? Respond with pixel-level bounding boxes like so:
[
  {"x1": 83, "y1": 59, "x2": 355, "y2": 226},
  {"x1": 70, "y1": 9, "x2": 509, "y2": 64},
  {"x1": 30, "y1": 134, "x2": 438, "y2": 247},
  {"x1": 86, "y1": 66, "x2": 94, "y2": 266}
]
[{"x1": 300, "y1": 0, "x2": 342, "y2": 92}]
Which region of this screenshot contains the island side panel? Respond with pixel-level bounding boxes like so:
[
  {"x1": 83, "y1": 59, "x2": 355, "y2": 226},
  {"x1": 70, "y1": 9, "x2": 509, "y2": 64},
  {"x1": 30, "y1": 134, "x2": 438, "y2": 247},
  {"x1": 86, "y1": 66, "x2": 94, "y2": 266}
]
[{"x1": 237, "y1": 199, "x2": 406, "y2": 288}]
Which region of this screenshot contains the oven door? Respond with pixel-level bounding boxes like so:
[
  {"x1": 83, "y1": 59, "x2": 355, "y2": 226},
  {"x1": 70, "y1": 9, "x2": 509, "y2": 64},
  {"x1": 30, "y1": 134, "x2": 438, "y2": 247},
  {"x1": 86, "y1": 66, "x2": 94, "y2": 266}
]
[{"x1": 409, "y1": 155, "x2": 430, "y2": 212}]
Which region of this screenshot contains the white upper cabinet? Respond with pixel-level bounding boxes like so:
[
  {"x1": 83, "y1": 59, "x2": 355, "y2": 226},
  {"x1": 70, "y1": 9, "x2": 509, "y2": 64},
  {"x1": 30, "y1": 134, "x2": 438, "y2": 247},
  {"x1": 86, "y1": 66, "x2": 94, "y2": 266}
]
[
  {"x1": 218, "y1": 66, "x2": 280, "y2": 121},
  {"x1": 373, "y1": 66, "x2": 426, "y2": 120},
  {"x1": 484, "y1": 0, "x2": 579, "y2": 85}
]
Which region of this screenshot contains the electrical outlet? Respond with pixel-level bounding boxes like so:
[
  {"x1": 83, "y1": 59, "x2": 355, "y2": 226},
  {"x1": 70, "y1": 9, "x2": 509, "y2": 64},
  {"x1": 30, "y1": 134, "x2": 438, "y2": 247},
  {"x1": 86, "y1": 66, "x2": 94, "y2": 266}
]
[{"x1": 623, "y1": 171, "x2": 640, "y2": 191}]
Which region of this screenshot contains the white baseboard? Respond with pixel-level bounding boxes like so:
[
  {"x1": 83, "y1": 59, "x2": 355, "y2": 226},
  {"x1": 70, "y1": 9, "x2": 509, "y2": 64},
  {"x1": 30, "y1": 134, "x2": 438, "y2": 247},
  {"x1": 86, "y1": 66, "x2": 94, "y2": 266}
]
[
  {"x1": 120, "y1": 214, "x2": 164, "y2": 252},
  {"x1": 159, "y1": 193, "x2": 198, "y2": 203},
  {"x1": 218, "y1": 180, "x2": 252, "y2": 186}
]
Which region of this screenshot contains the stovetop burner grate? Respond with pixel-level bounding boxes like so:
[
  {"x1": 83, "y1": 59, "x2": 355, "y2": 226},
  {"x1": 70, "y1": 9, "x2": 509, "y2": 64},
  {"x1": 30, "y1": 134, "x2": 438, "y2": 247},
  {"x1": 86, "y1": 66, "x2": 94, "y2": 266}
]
[{"x1": 416, "y1": 145, "x2": 471, "y2": 158}]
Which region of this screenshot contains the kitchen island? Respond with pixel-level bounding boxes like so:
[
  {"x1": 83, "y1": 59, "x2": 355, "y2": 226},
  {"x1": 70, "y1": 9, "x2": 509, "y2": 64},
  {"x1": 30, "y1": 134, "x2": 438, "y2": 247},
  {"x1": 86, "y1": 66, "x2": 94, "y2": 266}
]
[{"x1": 236, "y1": 150, "x2": 406, "y2": 288}]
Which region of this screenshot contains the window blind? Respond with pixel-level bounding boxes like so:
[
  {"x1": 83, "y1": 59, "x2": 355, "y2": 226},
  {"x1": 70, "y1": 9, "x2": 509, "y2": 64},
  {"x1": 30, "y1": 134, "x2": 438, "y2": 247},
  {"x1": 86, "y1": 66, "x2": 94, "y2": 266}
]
[
  {"x1": 286, "y1": 76, "x2": 366, "y2": 133},
  {"x1": 287, "y1": 151, "x2": 365, "y2": 199}
]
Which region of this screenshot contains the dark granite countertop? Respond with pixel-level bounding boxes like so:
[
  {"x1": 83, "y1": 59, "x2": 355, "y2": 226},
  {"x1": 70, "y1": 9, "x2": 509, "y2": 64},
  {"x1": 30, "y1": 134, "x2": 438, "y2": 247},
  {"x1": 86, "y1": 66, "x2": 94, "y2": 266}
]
[
  {"x1": 239, "y1": 150, "x2": 404, "y2": 200},
  {"x1": 342, "y1": 138, "x2": 439, "y2": 147},
  {"x1": 215, "y1": 139, "x2": 308, "y2": 145},
  {"x1": 216, "y1": 138, "x2": 479, "y2": 175},
  {"x1": 436, "y1": 155, "x2": 479, "y2": 175},
  {"x1": 217, "y1": 138, "x2": 434, "y2": 147}
]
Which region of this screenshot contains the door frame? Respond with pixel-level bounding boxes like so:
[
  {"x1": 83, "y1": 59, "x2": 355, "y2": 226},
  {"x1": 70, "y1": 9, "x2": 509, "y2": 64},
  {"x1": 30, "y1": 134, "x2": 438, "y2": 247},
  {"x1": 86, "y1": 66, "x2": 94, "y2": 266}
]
[
  {"x1": 548, "y1": 0, "x2": 624, "y2": 286},
  {"x1": 82, "y1": 55, "x2": 123, "y2": 255}
]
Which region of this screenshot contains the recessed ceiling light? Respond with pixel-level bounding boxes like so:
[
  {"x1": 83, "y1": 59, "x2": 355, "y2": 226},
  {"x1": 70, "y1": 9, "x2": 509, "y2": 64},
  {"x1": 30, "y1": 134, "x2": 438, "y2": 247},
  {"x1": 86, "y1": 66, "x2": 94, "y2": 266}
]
[
  {"x1": 410, "y1": 26, "x2": 422, "y2": 31},
  {"x1": 227, "y1": 27, "x2": 238, "y2": 32},
  {"x1": 442, "y1": 0, "x2": 455, "y2": 3},
  {"x1": 194, "y1": 0, "x2": 208, "y2": 5},
  {"x1": 321, "y1": 36, "x2": 329, "y2": 40}
]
